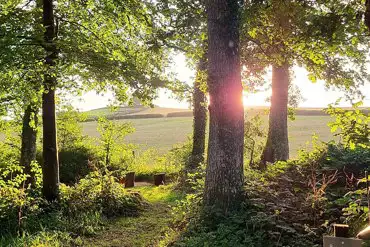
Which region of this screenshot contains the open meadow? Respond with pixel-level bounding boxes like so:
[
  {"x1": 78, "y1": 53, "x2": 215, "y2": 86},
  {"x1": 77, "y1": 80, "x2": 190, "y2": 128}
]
[{"x1": 82, "y1": 111, "x2": 336, "y2": 157}]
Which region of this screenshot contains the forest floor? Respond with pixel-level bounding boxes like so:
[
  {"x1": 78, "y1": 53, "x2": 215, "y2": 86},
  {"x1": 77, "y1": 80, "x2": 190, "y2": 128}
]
[{"x1": 83, "y1": 185, "x2": 183, "y2": 247}]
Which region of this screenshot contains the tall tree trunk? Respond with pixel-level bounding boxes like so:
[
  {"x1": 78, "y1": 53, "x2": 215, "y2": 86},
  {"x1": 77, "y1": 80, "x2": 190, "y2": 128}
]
[
  {"x1": 188, "y1": 56, "x2": 207, "y2": 172},
  {"x1": 203, "y1": 0, "x2": 244, "y2": 213},
  {"x1": 20, "y1": 104, "x2": 38, "y2": 187},
  {"x1": 42, "y1": 0, "x2": 59, "y2": 201},
  {"x1": 365, "y1": 0, "x2": 370, "y2": 32},
  {"x1": 260, "y1": 63, "x2": 290, "y2": 168}
]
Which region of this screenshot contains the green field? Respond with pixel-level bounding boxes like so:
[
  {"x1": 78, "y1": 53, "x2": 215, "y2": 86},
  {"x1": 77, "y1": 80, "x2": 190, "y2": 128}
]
[
  {"x1": 82, "y1": 115, "x2": 335, "y2": 157},
  {"x1": 83, "y1": 117, "x2": 194, "y2": 154}
]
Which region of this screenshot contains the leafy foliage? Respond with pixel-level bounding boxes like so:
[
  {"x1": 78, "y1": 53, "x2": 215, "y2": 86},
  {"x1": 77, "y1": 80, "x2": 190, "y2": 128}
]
[
  {"x1": 0, "y1": 161, "x2": 43, "y2": 236},
  {"x1": 60, "y1": 170, "x2": 143, "y2": 219},
  {"x1": 0, "y1": 161, "x2": 143, "y2": 244},
  {"x1": 129, "y1": 140, "x2": 192, "y2": 182},
  {"x1": 97, "y1": 117, "x2": 135, "y2": 169},
  {"x1": 326, "y1": 102, "x2": 370, "y2": 149},
  {"x1": 244, "y1": 114, "x2": 267, "y2": 167},
  {"x1": 241, "y1": 0, "x2": 370, "y2": 97},
  {"x1": 166, "y1": 134, "x2": 370, "y2": 246}
]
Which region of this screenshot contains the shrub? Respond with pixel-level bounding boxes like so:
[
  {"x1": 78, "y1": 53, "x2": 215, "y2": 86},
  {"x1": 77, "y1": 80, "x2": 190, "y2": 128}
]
[
  {"x1": 96, "y1": 117, "x2": 135, "y2": 169},
  {"x1": 0, "y1": 121, "x2": 21, "y2": 170},
  {"x1": 57, "y1": 104, "x2": 88, "y2": 151},
  {"x1": 0, "y1": 151, "x2": 143, "y2": 242},
  {"x1": 60, "y1": 170, "x2": 143, "y2": 218},
  {"x1": 36, "y1": 141, "x2": 99, "y2": 185},
  {"x1": 167, "y1": 141, "x2": 355, "y2": 247},
  {"x1": 0, "y1": 160, "x2": 43, "y2": 236},
  {"x1": 129, "y1": 140, "x2": 191, "y2": 182},
  {"x1": 322, "y1": 143, "x2": 370, "y2": 172},
  {"x1": 244, "y1": 114, "x2": 267, "y2": 167},
  {"x1": 58, "y1": 144, "x2": 97, "y2": 184},
  {"x1": 326, "y1": 102, "x2": 370, "y2": 149}
]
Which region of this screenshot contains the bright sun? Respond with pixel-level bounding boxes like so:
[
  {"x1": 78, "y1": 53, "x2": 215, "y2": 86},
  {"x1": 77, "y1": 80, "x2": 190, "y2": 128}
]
[{"x1": 243, "y1": 94, "x2": 248, "y2": 107}]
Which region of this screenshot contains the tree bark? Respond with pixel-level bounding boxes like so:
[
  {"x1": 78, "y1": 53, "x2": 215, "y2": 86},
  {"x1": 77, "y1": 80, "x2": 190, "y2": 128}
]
[
  {"x1": 203, "y1": 0, "x2": 245, "y2": 213},
  {"x1": 365, "y1": 0, "x2": 370, "y2": 32},
  {"x1": 42, "y1": 0, "x2": 59, "y2": 201},
  {"x1": 189, "y1": 56, "x2": 207, "y2": 171},
  {"x1": 260, "y1": 63, "x2": 290, "y2": 168},
  {"x1": 20, "y1": 104, "x2": 38, "y2": 187}
]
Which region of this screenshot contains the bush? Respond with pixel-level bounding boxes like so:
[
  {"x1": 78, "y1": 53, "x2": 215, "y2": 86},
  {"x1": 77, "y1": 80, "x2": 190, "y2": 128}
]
[
  {"x1": 129, "y1": 140, "x2": 192, "y2": 182},
  {"x1": 326, "y1": 102, "x2": 369, "y2": 148},
  {"x1": 60, "y1": 170, "x2": 143, "y2": 219},
  {"x1": 96, "y1": 117, "x2": 135, "y2": 170},
  {"x1": 244, "y1": 114, "x2": 267, "y2": 167},
  {"x1": 36, "y1": 142, "x2": 98, "y2": 185},
  {"x1": 58, "y1": 144, "x2": 97, "y2": 184},
  {"x1": 167, "y1": 141, "x2": 358, "y2": 247},
  {"x1": 0, "y1": 160, "x2": 43, "y2": 236},
  {"x1": 322, "y1": 143, "x2": 370, "y2": 172},
  {"x1": 0, "y1": 154, "x2": 143, "y2": 243},
  {"x1": 35, "y1": 105, "x2": 98, "y2": 184}
]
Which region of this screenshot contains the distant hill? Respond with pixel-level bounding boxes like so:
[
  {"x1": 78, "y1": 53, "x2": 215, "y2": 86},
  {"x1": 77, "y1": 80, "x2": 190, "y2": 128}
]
[
  {"x1": 84, "y1": 106, "x2": 193, "y2": 121},
  {"x1": 84, "y1": 105, "x2": 369, "y2": 122}
]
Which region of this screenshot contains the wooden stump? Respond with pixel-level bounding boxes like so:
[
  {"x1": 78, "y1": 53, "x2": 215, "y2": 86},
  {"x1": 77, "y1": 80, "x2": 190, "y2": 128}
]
[
  {"x1": 334, "y1": 224, "x2": 349, "y2": 238},
  {"x1": 154, "y1": 173, "x2": 165, "y2": 186},
  {"x1": 125, "y1": 172, "x2": 135, "y2": 188}
]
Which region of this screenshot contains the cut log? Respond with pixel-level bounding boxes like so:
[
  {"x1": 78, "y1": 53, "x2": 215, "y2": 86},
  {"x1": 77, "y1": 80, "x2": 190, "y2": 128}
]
[
  {"x1": 125, "y1": 172, "x2": 135, "y2": 188},
  {"x1": 334, "y1": 224, "x2": 349, "y2": 238},
  {"x1": 154, "y1": 173, "x2": 165, "y2": 186}
]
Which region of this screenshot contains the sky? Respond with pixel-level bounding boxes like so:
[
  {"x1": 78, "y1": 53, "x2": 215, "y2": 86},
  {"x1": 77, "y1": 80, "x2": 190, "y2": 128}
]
[{"x1": 71, "y1": 54, "x2": 370, "y2": 112}]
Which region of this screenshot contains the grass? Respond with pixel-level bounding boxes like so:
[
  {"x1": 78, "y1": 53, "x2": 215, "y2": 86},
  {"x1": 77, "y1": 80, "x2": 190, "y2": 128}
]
[
  {"x1": 85, "y1": 105, "x2": 361, "y2": 120},
  {"x1": 83, "y1": 185, "x2": 184, "y2": 247},
  {"x1": 83, "y1": 117, "x2": 194, "y2": 154},
  {"x1": 82, "y1": 115, "x2": 335, "y2": 157}
]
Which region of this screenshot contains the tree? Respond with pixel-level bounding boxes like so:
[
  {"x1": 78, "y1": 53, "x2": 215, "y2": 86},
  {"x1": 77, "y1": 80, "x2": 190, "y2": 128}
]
[
  {"x1": 41, "y1": 0, "x2": 59, "y2": 201},
  {"x1": 20, "y1": 104, "x2": 39, "y2": 186},
  {"x1": 0, "y1": 1, "x2": 44, "y2": 186},
  {"x1": 261, "y1": 63, "x2": 290, "y2": 164},
  {"x1": 203, "y1": 0, "x2": 245, "y2": 212},
  {"x1": 97, "y1": 117, "x2": 134, "y2": 169},
  {"x1": 1, "y1": 0, "x2": 177, "y2": 199},
  {"x1": 365, "y1": 0, "x2": 370, "y2": 32},
  {"x1": 151, "y1": 0, "x2": 209, "y2": 173},
  {"x1": 241, "y1": 0, "x2": 370, "y2": 167},
  {"x1": 189, "y1": 55, "x2": 207, "y2": 171}
]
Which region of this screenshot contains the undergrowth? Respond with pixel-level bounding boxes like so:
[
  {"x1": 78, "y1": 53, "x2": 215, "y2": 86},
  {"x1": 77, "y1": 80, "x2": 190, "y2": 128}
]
[
  {"x1": 0, "y1": 163, "x2": 144, "y2": 246},
  {"x1": 163, "y1": 141, "x2": 370, "y2": 246}
]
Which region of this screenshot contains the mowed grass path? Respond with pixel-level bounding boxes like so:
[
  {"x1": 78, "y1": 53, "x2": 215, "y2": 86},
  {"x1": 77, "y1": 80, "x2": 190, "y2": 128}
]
[
  {"x1": 83, "y1": 185, "x2": 183, "y2": 247},
  {"x1": 82, "y1": 115, "x2": 335, "y2": 157}
]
